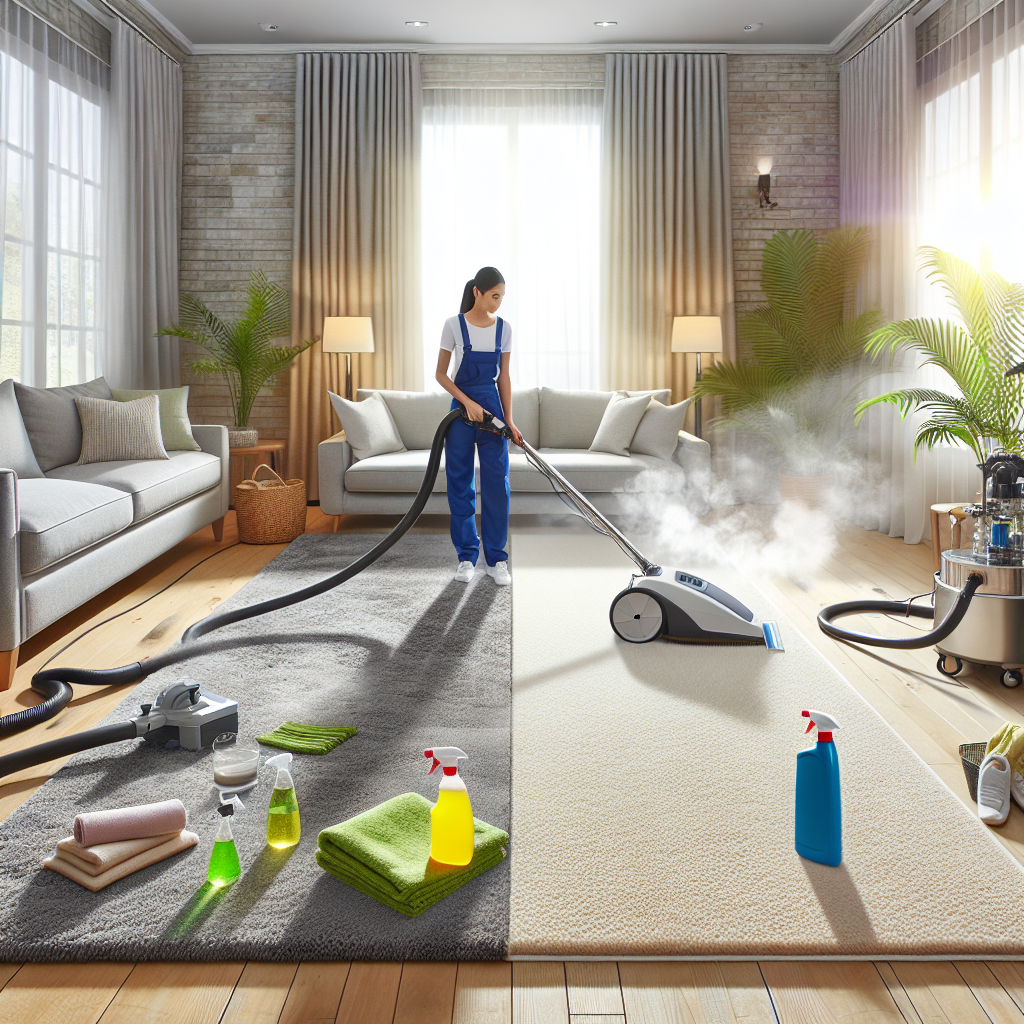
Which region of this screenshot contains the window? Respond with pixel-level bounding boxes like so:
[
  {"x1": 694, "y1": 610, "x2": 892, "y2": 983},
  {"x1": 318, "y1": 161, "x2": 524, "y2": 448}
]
[
  {"x1": 421, "y1": 88, "x2": 603, "y2": 391},
  {"x1": 1, "y1": 4, "x2": 105, "y2": 387}
]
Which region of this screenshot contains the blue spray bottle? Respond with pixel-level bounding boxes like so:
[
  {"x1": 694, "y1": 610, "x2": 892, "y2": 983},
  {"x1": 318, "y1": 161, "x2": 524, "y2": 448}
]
[{"x1": 795, "y1": 709, "x2": 842, "y2": 866}]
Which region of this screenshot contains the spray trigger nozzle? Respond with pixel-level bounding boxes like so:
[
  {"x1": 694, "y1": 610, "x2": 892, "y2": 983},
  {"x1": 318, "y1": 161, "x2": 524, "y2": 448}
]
[
  {"x1": 218, "y1": 793, "x2": 244, "y2": 815},
  {"x1": 424, "y1": 747, "x2": 468, "y2": 776},
  {"x1": 801, "y1": 709, "x2": 841, "y2": 734},
  {"x1": 265, "y1": 753, "x2": 293, "y2": 769}
]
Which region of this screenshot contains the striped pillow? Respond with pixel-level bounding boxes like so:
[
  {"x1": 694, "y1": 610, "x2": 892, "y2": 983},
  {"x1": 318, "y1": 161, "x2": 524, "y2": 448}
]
[{"x1": 75, "y1": 395, "x2": 170, "y2": 465}]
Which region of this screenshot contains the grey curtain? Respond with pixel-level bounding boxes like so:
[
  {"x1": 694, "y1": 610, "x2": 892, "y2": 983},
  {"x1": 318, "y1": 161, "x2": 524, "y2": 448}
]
[
  {"x1": 103, "y1": 20, "x2": 182, "y2": 389},
  {"x1": 290, "y1": 52, "x2": 421, "y2": 497},
  {"x1": 601, "y1": 53, "x2": 734, "y2": 401}
]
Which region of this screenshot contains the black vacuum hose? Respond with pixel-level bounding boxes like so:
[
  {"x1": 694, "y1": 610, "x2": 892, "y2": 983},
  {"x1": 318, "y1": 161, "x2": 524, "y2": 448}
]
[
  {"x1": 0, "y1": 722, "x2": 138, "y2": 777},
  {"x1": 817, "y1": 572, "x2": 984, "y2": 649},
  {"x1": 0, "y1": 409, "x2": 464, "y2": 741}
]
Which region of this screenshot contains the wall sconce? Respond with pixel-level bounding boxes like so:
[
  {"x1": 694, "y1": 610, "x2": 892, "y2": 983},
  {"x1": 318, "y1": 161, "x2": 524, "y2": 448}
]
[{"x1": 757, "y1": 156, "x2": 777, "y2": 209}]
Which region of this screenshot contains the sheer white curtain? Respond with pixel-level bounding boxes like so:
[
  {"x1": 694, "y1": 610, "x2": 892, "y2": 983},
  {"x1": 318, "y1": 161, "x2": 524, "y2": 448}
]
[
  {"x1": 0, "y1": 0, "x2": 106, "y2": 387},
  {"x1": 421, "y1": 88, "x2": 602, "y2": 390}
]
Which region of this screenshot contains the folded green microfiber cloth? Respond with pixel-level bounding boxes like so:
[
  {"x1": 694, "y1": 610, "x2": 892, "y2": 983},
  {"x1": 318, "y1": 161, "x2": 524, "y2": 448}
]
[
  {"x1": 257, "y1": 722, "x2": 357, "y2": 754},
  {"x1": 316, "y1": 792, "x2": 508, "y2": 917}
]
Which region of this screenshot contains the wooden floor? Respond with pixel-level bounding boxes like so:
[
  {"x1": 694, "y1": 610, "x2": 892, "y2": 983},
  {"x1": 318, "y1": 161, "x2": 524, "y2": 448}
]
[{"x1": 2, "y1": 509, "x2": 1024, "y2": 1024}]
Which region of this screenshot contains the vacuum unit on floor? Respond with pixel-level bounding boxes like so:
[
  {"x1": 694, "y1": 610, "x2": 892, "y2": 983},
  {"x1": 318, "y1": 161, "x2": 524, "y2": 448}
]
[
  {"x1": 817, "y1": 453, "x2": 1024, "y2": 689},
  {"x1": 0, "y1": 405, "x2": 779, "y2": 779}
]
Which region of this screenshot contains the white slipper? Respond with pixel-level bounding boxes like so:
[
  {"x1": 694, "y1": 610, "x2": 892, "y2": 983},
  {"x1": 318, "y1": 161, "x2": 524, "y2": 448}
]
[
  {"x1": 978, "y1": 753, "x2": 1012, "y2": 825},
  {"x1": 454, "y1": 560, "x2": 475, "y2": 583},
  {"x1": 1012, "y1": 769, "x2": 1024, "y2": 810},
  {"x1": 486, "y1": 561, "x2": 511, "y2": 586}
]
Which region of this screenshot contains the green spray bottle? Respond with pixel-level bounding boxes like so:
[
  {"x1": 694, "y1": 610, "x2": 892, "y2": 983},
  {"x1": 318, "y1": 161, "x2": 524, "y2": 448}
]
[
  {"x1": 208, "y1": 794, "x2": 243, "y2": 887},
  {"x1": 265, "y1": 752, "x2": 301, "y2": 849}
]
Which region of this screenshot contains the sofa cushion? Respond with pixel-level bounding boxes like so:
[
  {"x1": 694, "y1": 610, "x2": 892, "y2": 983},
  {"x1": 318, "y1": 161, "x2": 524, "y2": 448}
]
[
  {"x1": 344, "y1": 450, "x2": 454, "y2": 493},
  {"x1": 590, "y1": 392, "x2": 651, "y2": 457},
  {"x1": 539, "y1": 389, "x2": 670, "y2": 449},
  {"x1": 17, "y1": 478, "x2": 134, "y2": 575},
  {"x1": 46, "y1": 451, "x2": 221, "y2": 522},
  {"x1": 330, "y1": 391, "x2": 407, "y2": 460},
  {"x1": 0, "y1": 378, "x2": 44, "y2": 478},
  {"x1": 111, "y1": 386, "x2": 201, "y2": 452},
  {"x1": 359, "y1": 389, "x2": 453, "y2": 451},
  {"x1": 630, "y1": 398, "x2": 693, "y2": 459},
  {"x1": 511, "y1": 388, "x2": 539, "y2": 448},
  {"x1": 76, "y1": 395, "x2": 170, "y2": 465},
  {"x1": 14, "y1": 376, "x2": 112, "y2": 472}
]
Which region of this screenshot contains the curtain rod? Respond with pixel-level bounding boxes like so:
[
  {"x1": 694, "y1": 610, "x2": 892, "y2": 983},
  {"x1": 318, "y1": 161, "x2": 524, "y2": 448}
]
[
  {"x1": 7, "y1": 0, "x2": 110, "y2": 66},
  {"x1": 841, "y1": 0, "x2": 928, "y2": 64},
  {"x1": 917, "y1": 0, "x2": 1007, "y2": 61},
  {"x1": 89, "y1": 0, "x2": 182, "y2": 65}
]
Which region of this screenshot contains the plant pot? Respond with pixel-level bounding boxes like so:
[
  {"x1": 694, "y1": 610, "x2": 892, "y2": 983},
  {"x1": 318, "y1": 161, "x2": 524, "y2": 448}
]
[
  {"x1": 228, "y1": 428, "x2": 259, "y2": 449},
  {"x1": 777, "y1": 472, "x2": 832, "y2": 510}
]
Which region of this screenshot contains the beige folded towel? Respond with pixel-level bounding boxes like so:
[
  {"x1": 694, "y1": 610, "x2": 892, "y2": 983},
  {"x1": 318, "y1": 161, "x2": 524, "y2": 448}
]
[
  {"x1": 74, "y1": 799, "x2": 187, "y2": 846},
  {"x1": 44, "y1": 830, "x2": 199, "y2": 891},
  {"x1": 55, "y1": 832, "x2": 180, "y2": 877}
]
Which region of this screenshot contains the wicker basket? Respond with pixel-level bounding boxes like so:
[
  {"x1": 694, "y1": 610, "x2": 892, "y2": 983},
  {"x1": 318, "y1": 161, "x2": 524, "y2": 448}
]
[
  {"x1": 234, "y1": 464, "x2": 306, "y2": 545},
  {"x1": 959, "y1": 741, "x2": 989, "y2": 802}
]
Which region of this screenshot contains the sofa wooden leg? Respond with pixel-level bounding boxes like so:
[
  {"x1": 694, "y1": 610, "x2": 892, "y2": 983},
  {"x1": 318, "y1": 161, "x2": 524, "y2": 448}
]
[
  {"x1": 0, "y1": 647, "x2": 18, "y2": 692},
  {"x1": 211, "y1": 515, "x2": 226, "y2": 542},
  {"x1": 333, "y1": 515, "x2": 341, "y2": 534}
]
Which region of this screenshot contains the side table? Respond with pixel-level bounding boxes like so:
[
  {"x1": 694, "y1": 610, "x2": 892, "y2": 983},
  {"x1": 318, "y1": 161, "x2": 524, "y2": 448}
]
[{"x1": 229, "y1": 439, "x2": 286, "y2": 509}]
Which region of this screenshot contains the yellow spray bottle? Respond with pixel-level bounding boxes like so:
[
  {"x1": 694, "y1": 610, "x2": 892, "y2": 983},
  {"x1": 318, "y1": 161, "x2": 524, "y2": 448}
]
[
  {"x1": 265, "y1": 752, "x2": 301, "y2": 849},
  {"x1": 425, "y1": 746, "x2": 474, "y2": 866}
]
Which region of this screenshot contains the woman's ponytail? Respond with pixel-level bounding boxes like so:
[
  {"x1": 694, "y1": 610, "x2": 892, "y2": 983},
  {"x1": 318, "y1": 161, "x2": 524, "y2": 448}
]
[{"x1": 459, "y1": 266, "x2": 505, "y2": 315}]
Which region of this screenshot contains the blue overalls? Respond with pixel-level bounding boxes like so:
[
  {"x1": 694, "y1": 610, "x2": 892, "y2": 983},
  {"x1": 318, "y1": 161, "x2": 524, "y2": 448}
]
[{"x1": 446, "y1": 314, "x2": 510, "y2": 566}]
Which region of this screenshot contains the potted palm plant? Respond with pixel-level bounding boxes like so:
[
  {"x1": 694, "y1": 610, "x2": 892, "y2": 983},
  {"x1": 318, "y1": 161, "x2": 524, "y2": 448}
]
[
  {"x1": 161, "y1": 270, "x2": 317, "y2": 448},
  {"x1": 692, "y1": 227, "x2": 882, "y2": 506},
  {"x1": 855, "y1": 247, "x2": 1024, "y2": 461}
]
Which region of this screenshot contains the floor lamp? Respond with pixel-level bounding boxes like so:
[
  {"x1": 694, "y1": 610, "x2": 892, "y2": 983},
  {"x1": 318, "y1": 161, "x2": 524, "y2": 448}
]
[
  {"x1": 322, "y1": 317, "x2": 375, "y2": 400},
  {"x1": 671, "y1": 316, "x2": 722, "y2": 439}
]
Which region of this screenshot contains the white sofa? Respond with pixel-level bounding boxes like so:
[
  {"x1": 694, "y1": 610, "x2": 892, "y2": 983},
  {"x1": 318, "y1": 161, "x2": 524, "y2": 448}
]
[
  {"x1": 0, "y1": 377, "x2": 230, "y2": 687},
  {"x1": 318, "y1": 387, "x2": 710, "y2": 517}
]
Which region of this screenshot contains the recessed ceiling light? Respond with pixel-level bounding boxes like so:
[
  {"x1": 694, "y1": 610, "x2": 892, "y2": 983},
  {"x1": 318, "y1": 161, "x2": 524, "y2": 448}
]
[
  {"x1": 743, "y1": 22, "x2": 763, "y2": 31},
  {"x1": 259, "y1": 22, "x2": 278, "y2": 31},
  {"x1": 405, "y1": 20, "x2": 428, "y2": 26},
  {"x1": 594, "y1": 21, "x2": 617, "y2": 27}
]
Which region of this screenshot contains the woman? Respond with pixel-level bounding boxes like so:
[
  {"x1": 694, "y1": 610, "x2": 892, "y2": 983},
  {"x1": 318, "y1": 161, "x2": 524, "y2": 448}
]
[{"x1": 435, "y1": 266, "x2": 523, "y2": 586}]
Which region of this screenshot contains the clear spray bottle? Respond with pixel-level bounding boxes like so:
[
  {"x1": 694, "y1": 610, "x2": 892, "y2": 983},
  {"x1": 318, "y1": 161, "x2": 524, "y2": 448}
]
[
  {"x1": 208, "y1": 793, "x2": 244, "y2": 887},
  {"x1": 265, "y1": 752, "x2": 301, "y2": 849},
  {"x1": 425, "y1": 746, "x2": 474, "y2": 866}
]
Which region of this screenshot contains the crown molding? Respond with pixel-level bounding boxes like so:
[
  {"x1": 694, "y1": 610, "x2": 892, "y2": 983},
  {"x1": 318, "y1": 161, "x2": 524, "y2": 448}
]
[
  {"x1": 828, "y1": 0, "x2": 896, "y2": 52},
  {"x1": 130, "y1": 0, "x2": 194, "y2": 52}
]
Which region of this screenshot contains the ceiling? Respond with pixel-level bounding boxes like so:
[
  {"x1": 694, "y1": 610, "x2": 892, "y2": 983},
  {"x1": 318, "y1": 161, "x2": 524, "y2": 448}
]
[{"x1": 144, "y1": 0, "x2": 879, "y2": 49}]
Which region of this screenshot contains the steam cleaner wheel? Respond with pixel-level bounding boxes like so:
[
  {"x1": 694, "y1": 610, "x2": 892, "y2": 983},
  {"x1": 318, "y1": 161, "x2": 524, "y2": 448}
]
[
  {"x1": 610, "y1": 588, "x2": 665, "y2": 643},
  {"x1": 937, "y1": 655, "x2": 963, "y2": 678},
  {"x1": 1001, "y1": 669, "x2": 1023, "y2": 688}
]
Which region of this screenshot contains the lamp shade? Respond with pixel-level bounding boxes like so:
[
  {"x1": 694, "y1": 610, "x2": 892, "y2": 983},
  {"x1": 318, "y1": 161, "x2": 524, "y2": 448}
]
[
  {"x1": 322, "y1": 316, "x2": 375, "y2": 354},
  {"x1": 671, "y1": 316, "x2": 723, "y2": 354}
]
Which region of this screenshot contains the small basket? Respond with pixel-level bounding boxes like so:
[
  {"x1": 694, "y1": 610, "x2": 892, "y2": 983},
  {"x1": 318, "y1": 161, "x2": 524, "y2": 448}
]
[
  {"x1": 234, "y1": 464, "x2": 306, "y2": 545},
  {"x1": 959, "y1": 741, "x2": 989, "y2": 802}
]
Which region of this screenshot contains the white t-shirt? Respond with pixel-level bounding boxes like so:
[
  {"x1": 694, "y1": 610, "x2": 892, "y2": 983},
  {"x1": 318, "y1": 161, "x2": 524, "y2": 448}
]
[{"x1": 439, "y1": 315, "x2": 513, "y2": 381}]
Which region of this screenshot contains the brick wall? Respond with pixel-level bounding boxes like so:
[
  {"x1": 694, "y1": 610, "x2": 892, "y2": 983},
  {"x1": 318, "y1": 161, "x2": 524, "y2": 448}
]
[
  {"x1": 15, "y1": 0, "x2": 110, "y2": 63},
  {"x1": 727, "y1": 55, "x2": 840, "y2": 336},
  {"x1": 917, "y1": 0, "x2": 1001, "y2": 56},
  {"x1": 422, "y1": 53, "x2": 605, "y2": 87},
  {"x1": 180, "y1": 54, "x2": 296, "y2": 439}
]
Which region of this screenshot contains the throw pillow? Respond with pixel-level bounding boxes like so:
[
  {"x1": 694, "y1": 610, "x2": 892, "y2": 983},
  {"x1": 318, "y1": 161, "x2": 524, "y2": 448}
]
[
  {"x1": 630, "y1": 398, "x2": 693, "y2": 459},
  {"x1": 328, "y1": 391, "x2": 407, "y2": 460},
  {"x1": 75, "y1": 395, "x2": 170, "y2": 465},
  {"x1": 589, "y1": 391, "x2": 652, "y2": 457},
  {"x1": 110, "y1": 386, "x2": 201, "y2": 452},
  {"x1": 14, "y1": 376, "x2": 112, "y2": 472},
  {"x1": 0, "y1": 378, "x2": 44, "y2": 478}
]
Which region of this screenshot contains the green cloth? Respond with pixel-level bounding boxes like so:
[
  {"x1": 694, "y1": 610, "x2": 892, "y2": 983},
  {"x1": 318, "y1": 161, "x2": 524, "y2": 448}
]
[
  {"x1": 988, "y1": 721, "x2": 1024, "y2": 774},
  {"x1": 258, "y1": 722, "x2": 357, "y2": 754},
  {"x1": 316, "y1": 792, "x2": 508, "y2": 917},
  {"x1": 110, "y1": 386, "x2": 200, "y2": 451}
]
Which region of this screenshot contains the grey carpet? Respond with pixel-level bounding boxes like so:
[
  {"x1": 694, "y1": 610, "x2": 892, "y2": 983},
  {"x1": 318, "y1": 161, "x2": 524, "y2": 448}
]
[{"x1": 0, "y1": 534, "x2": 511, "y2": 962}]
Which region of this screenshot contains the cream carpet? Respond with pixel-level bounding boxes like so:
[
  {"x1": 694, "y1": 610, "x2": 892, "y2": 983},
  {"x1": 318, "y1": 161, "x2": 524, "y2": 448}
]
[{"x1": 509, "y1": 530, "x2": 1024, "y2": 958}]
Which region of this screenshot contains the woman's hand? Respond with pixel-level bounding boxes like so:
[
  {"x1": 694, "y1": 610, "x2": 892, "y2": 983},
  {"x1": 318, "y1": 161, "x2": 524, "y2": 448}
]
[
  {"x1": 463, "y1": 399, "x2": 485, "y2": 422},
  {"x1": 507, "y1": 421, "x2": 524, "y2": 447}
]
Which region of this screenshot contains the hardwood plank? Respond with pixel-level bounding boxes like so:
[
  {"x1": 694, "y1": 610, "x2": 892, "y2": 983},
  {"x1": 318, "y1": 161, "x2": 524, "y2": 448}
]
[
  {"x1": 618, "y1": 962, "x2": 697, "y2": 1024},
  {"x1": 393, "y1": 961, "x2": 458, "y2": 1024},
  {"x1": 512, "y1": 961, "x2": 568, "y2": 1024},
  {"x1": 888, "y1": 961, "x2": 990, "y2": 1024},
  {"x1": 571, "y1": 1017, "x2": 625, "y2": 1024},
  {"x1": 955, "y1": 962, "x2": 1024, "y2": 1023},
  {"x1": 0, "y1": 962, "x2": 132, "y2": 1024},
  {"x1": 219, "y1": 961, "x2": 298, "y2": 1024},
  {"x1": 565, "y1": 962, "x2": 623, "y2": 1016},
  {"x1": 715, "y1": 963, "x2": 777, "y2": 1024},
  {"x1": 875, "y1": 962, "x2": 923, "y2": 1024},
  {"x1": 987, "y1": 962, "x2": 1024, "y2": 1016},
  {"x1": 278, "y1": 961, "x2": 350, "y2": 1024},
  {"x1": 96, "y1": 962, "x2": 243, "y2": 1024},
  {"x1": 335, "y1": 961, "x2": 402, "y2": 1024},
  {"x1": 759, "y1": 961, "x2": 903, "y2": 1023},
  {"x1": 0, "y1": 966, "x2": 21, "y2": 995},
  {"x1": 453, "y1": 962, "x2": 512, "y2": 1024}
]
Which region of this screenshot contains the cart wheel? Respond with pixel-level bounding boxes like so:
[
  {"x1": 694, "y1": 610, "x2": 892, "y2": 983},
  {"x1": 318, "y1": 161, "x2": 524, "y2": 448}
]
[
  {"x1": 610, "y1": 588, "x2": 665, "y2": 644},
  {"x1": 937, "y1": 655, "x2": 963, "y2": 678},
  {"x1": 1001, "y1": 669, "x2": 1023, "y2": 689}
]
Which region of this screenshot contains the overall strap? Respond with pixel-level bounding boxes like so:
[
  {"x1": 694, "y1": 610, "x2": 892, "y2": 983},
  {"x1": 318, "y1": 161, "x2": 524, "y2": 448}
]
[
  {"x1": 458, "y1": 314, "x2": 471, "y2": 356},
  {"x1": 495, "y1": 317, "x2": 503, "y2": 352}
]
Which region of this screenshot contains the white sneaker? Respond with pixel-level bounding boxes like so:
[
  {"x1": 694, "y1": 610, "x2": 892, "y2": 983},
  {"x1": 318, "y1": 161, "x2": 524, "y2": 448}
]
[
  {"x1": 454, "y1": 560, "x2": 475, "y2": 583},
  {"x1": 978, "y1": 753, "x2": 1012, "y2": 825},
  {"x1": 486, "y1": 561, "x2": 511, "y2": 586},
  {"x1": 1012, "y1": 769, "x2": 1024, "y2": 810}
]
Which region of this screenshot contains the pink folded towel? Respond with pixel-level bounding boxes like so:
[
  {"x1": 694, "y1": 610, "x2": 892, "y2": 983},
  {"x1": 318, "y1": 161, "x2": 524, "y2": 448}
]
[
  {"x1": 55, "y1": 832, "x2": 180, "y2": 876},
  {"x1": 73, "y1": 799, "x2": 187, "y2": 846},
  {"x1": 44, "y1": 830, "x2": 199, "y2": 891}
]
